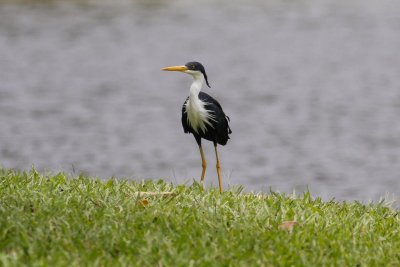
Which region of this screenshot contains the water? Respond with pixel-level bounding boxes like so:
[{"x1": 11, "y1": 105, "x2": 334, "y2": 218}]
[{"x1": 1, "y1": 0, "x2": 400, "y2": 204}]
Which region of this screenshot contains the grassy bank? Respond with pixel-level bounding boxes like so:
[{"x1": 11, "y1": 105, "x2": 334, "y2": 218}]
[{"x1": 0, "y1": 169, "x2": 399, "y2": 266}]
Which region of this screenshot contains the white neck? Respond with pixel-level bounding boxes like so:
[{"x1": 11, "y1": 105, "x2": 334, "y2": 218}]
[
  {"x1": 185, "y1": 73, "x2": 215, "y2": 134},
  {"x1": 189, "y1": 74, "x2": 204, "y2": 99}
]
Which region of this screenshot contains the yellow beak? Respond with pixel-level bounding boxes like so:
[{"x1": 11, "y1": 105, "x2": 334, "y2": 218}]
[{"x1": 162, "y1": 65, "x2": 188, "y2": 72}]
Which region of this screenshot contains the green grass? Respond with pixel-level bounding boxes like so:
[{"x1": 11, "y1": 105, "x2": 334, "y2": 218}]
[{"x1": 0, "y1": 169, "x2": 399, "y2": 266}]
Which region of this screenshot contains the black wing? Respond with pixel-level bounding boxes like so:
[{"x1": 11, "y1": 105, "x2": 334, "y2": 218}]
[
  {"x1": 181, "y1": 96, "x2": 190, "y2": 133},
  {"x1": 199, "y1": 92, "x2": 232, "y2": 145}
]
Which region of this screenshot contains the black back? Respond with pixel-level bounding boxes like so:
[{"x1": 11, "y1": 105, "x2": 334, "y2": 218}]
[{"x1": 182, "y1": 91, "x2": 232, "y2": 146}]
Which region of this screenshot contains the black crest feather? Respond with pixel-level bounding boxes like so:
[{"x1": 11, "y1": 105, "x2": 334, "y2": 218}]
[{"x1": 185, "y1": 61, "x2": 211, "y2": 88}]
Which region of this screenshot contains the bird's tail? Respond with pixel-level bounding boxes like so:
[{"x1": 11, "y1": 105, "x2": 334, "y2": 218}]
[{"x1": 217, "y1": 115, "x2": 232, "y2": 146}]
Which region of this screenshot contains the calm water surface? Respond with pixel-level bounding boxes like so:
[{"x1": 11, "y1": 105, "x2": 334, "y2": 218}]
[{"x1": 1, "y1": 0, "x2": 400, "y2": 204}]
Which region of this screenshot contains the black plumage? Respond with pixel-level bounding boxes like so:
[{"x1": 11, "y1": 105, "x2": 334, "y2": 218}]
[{"x1": 182, "y1": 91, "x2": 232, "y2": 146}]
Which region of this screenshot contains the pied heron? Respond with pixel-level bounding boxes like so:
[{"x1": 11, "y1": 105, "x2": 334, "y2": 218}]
[{"x1": 162, "y1": 61, "x2": 232, "y2": 193}]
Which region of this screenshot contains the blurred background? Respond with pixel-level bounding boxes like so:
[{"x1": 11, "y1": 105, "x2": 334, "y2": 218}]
[{"x1": 1, "y1": 0, "x2": 400, "y2": 204}]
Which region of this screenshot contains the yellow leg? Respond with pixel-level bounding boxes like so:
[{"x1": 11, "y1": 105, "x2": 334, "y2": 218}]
[
  {"x1": 199, "y1": 145, "x2": 207, "y2": 183},
  {"x1": 214, "y1": 144, "x2": 223, "y2": 193}
]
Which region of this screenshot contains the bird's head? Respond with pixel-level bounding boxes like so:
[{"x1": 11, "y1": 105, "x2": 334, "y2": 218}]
[{"x1": 162, "y1": 61, "x2": 211, "y2": 88}]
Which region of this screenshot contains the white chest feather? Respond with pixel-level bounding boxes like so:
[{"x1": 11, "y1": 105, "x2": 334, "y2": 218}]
[
  {"x1": 185, "y1": 98, "x2": 215, "y2": 134},
  {"x1": 184, "y1": 75, "x2": 216, "y2": 134}
]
